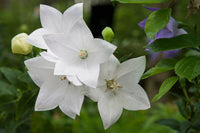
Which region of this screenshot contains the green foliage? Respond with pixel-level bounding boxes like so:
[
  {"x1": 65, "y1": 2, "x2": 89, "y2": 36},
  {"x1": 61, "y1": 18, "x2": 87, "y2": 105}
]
[
  {"x1": 146, "y1": 34, "x2": 200, "y2": 52},
  {"x1": 175, "y1": 56, "x2": 200, "y2": 81},
  {"x1": 113, "y1": 0, "x2": 169, "y2": 4},
  {"x1": 152, "y1": 76, "x2": 178, "y2": 102},
  {"x1": 145, "y1": 9, "x2": 171, "y2": 39},
  {"x1": 156, "y1": 119, "x2": 181, "y2": 130},
  {"x1": 142, "y1": 58, "x2": 178, "y2": 79}
]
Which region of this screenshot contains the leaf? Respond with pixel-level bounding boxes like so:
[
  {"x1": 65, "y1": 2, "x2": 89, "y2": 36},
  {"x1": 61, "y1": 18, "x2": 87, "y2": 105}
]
[
  {"x1": 16, "y1": 89, "x2": 37, "y2": 120},
  {"x1": 179, "y1": 121, "x2": 191, "y2": 133},
  {"x1": 142, "y1": 58, "x2": 177, "y2": 79},
  {"x1": 18, "y1": 72, "x2": 33, "y2": 84},
  {"x1": 156, "y1": 118, "x2": 180, "y2": 130},
  {"x1": 113, "y1": 0, "x2": 169, "y2": 4},
  {"x1": 152, "y1": 76, "x2": 178, "y2": 102},
  {"x1": 175, "y1": 100, "x2": 192, "y2": 119},
  {"x1": 145, "y1": 8, "x2": 171, "y2": 39},
  {"x1": 0, "y1": 67, "x2": 23, "y2": 85},
  {"x1": 175, "y1": 56, "x2": 200, "y2": 81},
  {"x1": 146, "y1": 34, "x2": 200, "y2": 52}
]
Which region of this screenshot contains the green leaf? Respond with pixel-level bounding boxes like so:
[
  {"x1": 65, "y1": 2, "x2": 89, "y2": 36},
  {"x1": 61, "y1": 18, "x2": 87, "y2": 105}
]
[
  {"x1": 156, "y1": 118, "x2": 180, "y2": 130},
  {"x1": 152, "y1": 76, "x2": 178, "y2": 102},
  {"x1": 142, "y1": 59, "x2": 177, "y2": 79},
  {"x1": 175, "y1": 56, "x2": 200, "y2": 81},
  {"x1": 18, "y1": 72, "x2": 33, "y2": 84},
  {"x1": 113, "y1": 0, "x2": 169, "y2": 4},
  {"x1": 0, "y1": 67, "x2": 23, "y2": 85},
  {"x1": 146, "y1": 34, "x2": 200, "y2": 52},
  {"x1": 16, "y1": 90, "x2": 37, "y2": 120},
  {"x1": 145, "y1": 8, "x2": 171, "y2": 39}
]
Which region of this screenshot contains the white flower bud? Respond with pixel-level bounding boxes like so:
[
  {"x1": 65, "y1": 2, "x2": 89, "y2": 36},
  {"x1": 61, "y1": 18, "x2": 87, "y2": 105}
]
[{"x1": 11, "y1": 33, "x2": 32, "y2": 55}]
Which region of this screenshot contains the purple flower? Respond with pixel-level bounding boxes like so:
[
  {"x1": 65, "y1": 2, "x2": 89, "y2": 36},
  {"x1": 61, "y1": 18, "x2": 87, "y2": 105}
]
[{"x1": 138, "y1": 7, "x2": 187, "y2": 60}]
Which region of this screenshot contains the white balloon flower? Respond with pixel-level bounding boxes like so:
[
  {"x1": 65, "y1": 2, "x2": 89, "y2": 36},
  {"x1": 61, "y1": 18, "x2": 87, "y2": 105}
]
[
  {"x1": 83, "y1": 55, "x2": 150, "y2": 129},
  {"x1": 25, "y1": 56, "x2": 87, "y2": 119},
  {"x1": 43, "y1": 20, "x2": 117, "y2": 88},
  {"x1": 27, "y1": 3, "x2": 86, "y2": 86}
]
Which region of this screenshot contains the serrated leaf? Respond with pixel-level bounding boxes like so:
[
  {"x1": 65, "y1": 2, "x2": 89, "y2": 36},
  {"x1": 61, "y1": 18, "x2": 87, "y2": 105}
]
[
  {"x1": 142, "y1": 59, "x2": 177, "y2": 79},
  {"x1": 145, "y1": 8, "x2": 171, "y2": 39},
  {"x1": 156, "y1": 118, "x2": 180, "y2": 130},
  {"x1": 113, "y1": 0, "x2": 168, "y2": 3},
  {"x1": 146, "y1": 34, "x2": 200, "y2": 52},
  {"x1": 175, "y1": 56, "x2": 200, "y2": 81},
  {"x1": 152, "y1": 76, "x2": 178, "y2": 102}
]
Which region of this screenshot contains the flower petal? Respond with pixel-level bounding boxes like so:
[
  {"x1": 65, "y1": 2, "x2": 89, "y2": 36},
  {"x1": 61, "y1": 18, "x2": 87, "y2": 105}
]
[
  {"x1": 63, "y1": 3, "x2": 83, "y2": 33},
  {"x1": 67, "y1": 75, "x2": 83, "y2": 86},
  {"x1": 138, "y1": 18, "x2": 147, "y2": 29},
  {"x1": 117, "y1": 56, "x2": 146, "y2": 83},
  {"x1": 87, "y1": 39, "x2": 117, "y2": 65},
  {"x1": 35, "y1": 80, "x2": 65, "y2": 111},
  {"x1": 40, "y1": 4, "x2": 62, "y2": 32},
  {"x1": 83, "y1": 86, "x2": 105, "y2": 102},
  {"x1": 98, "y1": 94, "x2": 123, "y2": 129},
  {"x1": 118, "y1": 83, "x2": 150, "y2": 111},
  {"x1": 166, "y1": 17, "x2": 178, "y2": 32},
  {"x1": 26, "y1": 28, "x2": 50, "y2": 49},
  {"x1": 59, "y1": 85, "x2": 84, "y2": 118},
  {"x1": 77, "y1": 62, "x2": 100, "y2": 88},
  {"x1": 40, "y1": 51, "x2": 58, "y2": 63},
  {"x1": 98, "y1": 55, "x2": 120, "y2": 87},
  {"x1": 175, "y1": 28, "x2": 187, "y2": 36}
]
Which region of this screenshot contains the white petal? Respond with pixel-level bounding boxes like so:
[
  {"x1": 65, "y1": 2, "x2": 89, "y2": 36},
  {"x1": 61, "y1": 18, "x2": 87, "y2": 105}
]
[
  {"x1": 175, "y1": 28, "x2": 187, "y2": 36},
  {"x1": 26, "y1": 28, "x2": 50, "y2": 49},
  {"x1": 67, "y1": 75, "x2": 83, "y2": 86},
  {"x1": 25, "y1": 57, "x2": 55, "y2": 84},
  {"x1": 63, "y1": 3, "x2": 83, "y2": 33},
  {"x1": 69, "y1": 18, "x2": 94, "y2": 48},
  {"x1": 54, "y1": 60, "x2": 80, "y2": 75},
  {"x1": 35, "y1": 80, "x2": 65, "y2": 111},
  {"x1": 40, "y1": 51, "x2": 58, "y2": 63},
  {"x1": 98, "y1": 94, "x2": 123, "y2": 129},
  {"x1": 98, "y1": 55, "x2": 120, "y2": 87},
  {"x1": 25, "y1": 56, "x2": 55, "y2": 70},
  {"x1": 117, "y1": 73, "x2": 150, "y2": 110},
  {"x1": 117, "y1": 56, "x2": 146, "y2": 83},
  {"x1": 40, "y1": 4, "x2": 62, "y2": 32},
  {"x1": 82, "y1": 86, "x2": 105, "y2": 102},
  {"x1": 43, "y1": 34, "x2": 79, "y2": 58},
  {"x1": 77, "y1": 62, "x2": 99, "y2": 88},
  {"x1": 87, "y1": 39, "x2": 117, "y2": 65},
  {"x1": 118, "y1": 84, "x2": 150, "y2": 111},
  {"x1": 59, "y1": 85, "x2": 84, "y2": 118}
]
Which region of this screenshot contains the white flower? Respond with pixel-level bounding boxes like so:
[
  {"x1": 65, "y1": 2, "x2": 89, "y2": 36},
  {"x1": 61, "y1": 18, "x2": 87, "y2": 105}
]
[
  {"x1": 25, "y1": 56, "x2": 86, "y2": 119},
  {"x1": 84, "y1": 55, "x2": 150, "y2": 129},
  {"x1": 26, "y1": 3, "x2": 83, "y2": 49},
  {"x1": 43, "y1": 19, "x2": 117, "y2": 88}
]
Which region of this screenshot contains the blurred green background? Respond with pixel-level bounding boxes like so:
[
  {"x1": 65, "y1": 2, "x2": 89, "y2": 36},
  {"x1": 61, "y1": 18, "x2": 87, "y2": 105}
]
[{"x1": 0, "y1": 0, "x2": 200, "y2": 132}]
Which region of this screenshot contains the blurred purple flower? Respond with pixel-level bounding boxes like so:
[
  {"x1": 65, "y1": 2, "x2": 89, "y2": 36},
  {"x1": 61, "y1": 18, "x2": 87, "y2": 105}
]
[{"x1": 138, "y1": 7, "x2": 187, "y2": 60}]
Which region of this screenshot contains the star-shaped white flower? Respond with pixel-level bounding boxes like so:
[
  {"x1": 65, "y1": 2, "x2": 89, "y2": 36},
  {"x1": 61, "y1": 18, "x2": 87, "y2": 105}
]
[
  {"x1": 27, "y1": 3, "x2": 84, "y2": 86},
  {"x1": 25, "y1": 56, "x2": 86, "y2": 119},
  {"x1": 26, "y1": 3, "x2": 83, "y2": 49},
  {"x1": 84, "y1": 55, "x2": 150, "y2": 129},
  {"x1": 43, "y1": 20, "x2": 117, "y2": 88}
]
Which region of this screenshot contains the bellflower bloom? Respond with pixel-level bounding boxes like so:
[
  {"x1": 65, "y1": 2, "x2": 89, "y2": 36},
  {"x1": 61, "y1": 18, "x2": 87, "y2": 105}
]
[
  {"x1": 138, "y1": 7, "x2": 187, "y2": 60},
  {"x1": 27, "y1": 3, "x2": 83, "y2": 49},
  {"x1": 25, "y1": 56, "x2": 86, "y2": 119},
  {"x1": 43, "y1": 19, "x2": 117, "y2": 88},
  {"x1": 83, "y1": 55, "x2": 150, "y2": 129},
  {"x1": 27, "y1": 3, "x2": 84, "y2": 86}
]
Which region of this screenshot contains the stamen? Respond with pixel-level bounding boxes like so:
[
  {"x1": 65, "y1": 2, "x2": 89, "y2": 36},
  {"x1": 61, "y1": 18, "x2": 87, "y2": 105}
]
[
  {"x1": 61, "y1": 76, "x2": 66, "y2": 80},
  {"x1": 79, "y1": 50, "x2": 88, "y2": 59},
  {"x1": 105, "y1": 79, "x2": 122, "y2": 95}
]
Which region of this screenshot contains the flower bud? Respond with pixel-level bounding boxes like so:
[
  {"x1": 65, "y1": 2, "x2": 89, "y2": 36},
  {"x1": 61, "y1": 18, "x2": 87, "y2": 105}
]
[
  {"x1": 102, "y1": 27, "x2": 114, "y2": 42},
  {"x1": 11, "y1": 33, "x2": 32, "y2": 55}
]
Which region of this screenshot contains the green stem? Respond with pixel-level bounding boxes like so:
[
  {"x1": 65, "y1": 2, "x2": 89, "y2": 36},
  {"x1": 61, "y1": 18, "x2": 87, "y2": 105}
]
[{"x1": 183, "y1": 87, "x2": 191, "y2": 104}]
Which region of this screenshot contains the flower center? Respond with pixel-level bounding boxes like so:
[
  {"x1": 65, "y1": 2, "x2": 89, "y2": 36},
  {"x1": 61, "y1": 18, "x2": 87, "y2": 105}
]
[
  {"x1": 79, "y1": 50, "x2": 88, "y2": 59},
  {"x1": 105, "y1": 79, "x2": 122, "y2": 95},
  {"x1": 60, "y1": 76, "x2": 72, "y2": 85}
]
